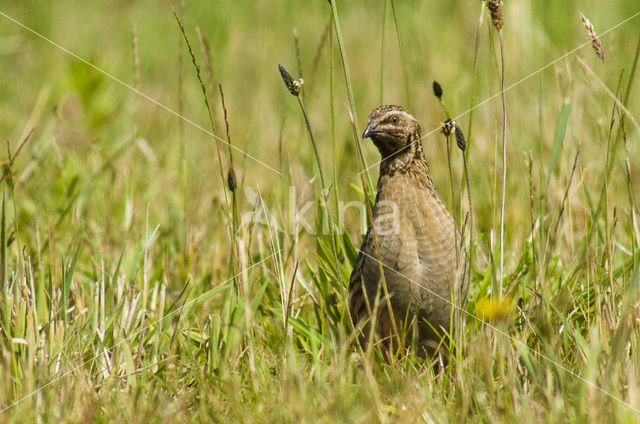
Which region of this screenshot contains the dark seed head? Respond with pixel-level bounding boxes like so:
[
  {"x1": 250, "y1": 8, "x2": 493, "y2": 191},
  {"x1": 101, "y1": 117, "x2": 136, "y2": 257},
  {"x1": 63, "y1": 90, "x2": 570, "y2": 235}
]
[
  {"x1": 432, "y1": 81, "x2": 443, "y2": 99},
  {"x1": 227, "y1": 168, "x2": 237, "y2": 192},
  {"x1": 278, "y1": 64, "x2": 302, "y2": 96},
  {"x1": 441, "y1": 119, "x2": 456, "y2": 137},
  {"x1": 487, "y1": 0, "x2": 504, "y2": 30},
  {"x1": 455, "y1": 125, "x2": 467, "y2": 151}
]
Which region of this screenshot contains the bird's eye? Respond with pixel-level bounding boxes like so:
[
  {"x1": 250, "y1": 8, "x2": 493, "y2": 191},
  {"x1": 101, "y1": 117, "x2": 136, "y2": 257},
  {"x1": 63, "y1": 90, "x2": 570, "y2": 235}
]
[{"x1": 391, "y1": 116, "x2": 398, "y2": 124}]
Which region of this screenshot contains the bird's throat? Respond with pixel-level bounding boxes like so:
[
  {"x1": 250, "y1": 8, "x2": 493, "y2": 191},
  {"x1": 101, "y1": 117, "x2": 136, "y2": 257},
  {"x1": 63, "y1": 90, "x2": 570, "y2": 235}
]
[{"x1": 378, "y1": 140, "x2": 427, "y2": 177}]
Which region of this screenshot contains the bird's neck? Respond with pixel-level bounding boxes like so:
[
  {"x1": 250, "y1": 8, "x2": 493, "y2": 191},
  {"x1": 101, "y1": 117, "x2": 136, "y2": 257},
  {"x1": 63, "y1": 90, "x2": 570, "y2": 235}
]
[
  {"x1": 378, "y1": 138, "x2": 430, "y2": 178},
  {"x1": 376, "y1": 138, "x2": 437, "y2": 197}
]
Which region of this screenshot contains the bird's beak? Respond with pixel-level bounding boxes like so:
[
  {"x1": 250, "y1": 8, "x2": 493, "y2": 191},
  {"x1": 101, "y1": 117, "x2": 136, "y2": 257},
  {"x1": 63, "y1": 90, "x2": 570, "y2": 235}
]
[{"x1": 362, "y1": 124, "x2": 376, "y2": 139}]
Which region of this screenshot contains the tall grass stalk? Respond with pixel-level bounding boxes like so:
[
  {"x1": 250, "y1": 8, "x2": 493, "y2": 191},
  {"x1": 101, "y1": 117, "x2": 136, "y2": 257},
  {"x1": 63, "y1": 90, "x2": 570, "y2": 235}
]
[
  {"x1": 1, "y1": 187, "x2": 5, "y2": 313},
  {"x1": 300, "y1": 94, "x2": 341, "y2": 277},
  {"x1": 485, "y1": 0, "x2": 507, "y2": 292},
  {"x1": 460, "y1": 3, "x2": 482, "y2": 275},
  {"x1": 461, "y1": 144, "x2": 473, "y2": 270},
  {"x1": 577, "y1": 33, "x2": 640, "y2": 265},
  {"x1": 445, "y1": 133, "x2": 459, "y2": 265},
  {"x1": 131, "y1": 25, "x2": 140, "y2": 141},
  {"x1": 195, "y1": 27, "x2": 217, "y2": 129},
  {"x1": 577, "y1": 58, "x2": 640, "y2": 134},
  {"x1": 329, "y1": 21, "x2": 340, "y2": 223},
  {"x1": 466, "y1": 1, "x2": 485, "y2": 146},
  {"x1": 455, "y1": 126, "x2": 473, "y2": 299},
  {"x1": 173, "y1": 11, "x2": 227, "y2": 199},
  {"x1": 497, "y1": 32, "x2": 507, "y2": 294},
  {"x1": 380, "y1": 0, "x2": 390, "y2": 104},
  {"x1": 278, "y1": 65, "x2": 341, "y2": 287},
  {"x1": 3, "y1": 127, "x2": 33, "y2": 301},
  {"x1": 218, "y1": 82, "x2": 241, "y2": 290},
  {"x1": 172, "y1": 10, "x2": 234, "y2": 268},
  {"x1": 176, "y1": 2, "x2": 187, "y2": 261},
  {"x1": 329, "y1": 0, "x2": 373, "y2": 195},
  {"x1": 389, "y1": 0, "x2": 410, "y2": 109}
]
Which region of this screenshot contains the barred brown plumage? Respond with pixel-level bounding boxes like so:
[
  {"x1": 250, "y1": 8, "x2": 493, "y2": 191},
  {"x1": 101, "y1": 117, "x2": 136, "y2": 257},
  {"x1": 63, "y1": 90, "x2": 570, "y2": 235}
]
[{"x1": 349, "y1": 105, "x2": 466, "y2": 359}]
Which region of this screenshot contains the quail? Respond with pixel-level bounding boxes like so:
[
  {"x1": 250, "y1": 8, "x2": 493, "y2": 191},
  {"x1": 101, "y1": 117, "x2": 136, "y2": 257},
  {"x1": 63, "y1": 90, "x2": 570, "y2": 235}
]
[{"x1": 349, "y1": 105, "x2": 465, "y2": 357}]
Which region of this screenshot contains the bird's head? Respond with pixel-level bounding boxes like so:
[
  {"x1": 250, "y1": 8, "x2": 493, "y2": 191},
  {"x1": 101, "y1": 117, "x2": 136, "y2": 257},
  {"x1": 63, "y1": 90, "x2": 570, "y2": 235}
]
[{"x1": 362, "y1": 105, "x2": 421, "y2": 158}]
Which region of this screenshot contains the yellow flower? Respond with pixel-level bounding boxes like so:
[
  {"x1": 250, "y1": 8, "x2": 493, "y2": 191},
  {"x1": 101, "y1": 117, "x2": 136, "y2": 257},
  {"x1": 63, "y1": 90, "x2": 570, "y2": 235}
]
[{"x1": 475, "y1": 297, "x2": 512, "y2": 322}]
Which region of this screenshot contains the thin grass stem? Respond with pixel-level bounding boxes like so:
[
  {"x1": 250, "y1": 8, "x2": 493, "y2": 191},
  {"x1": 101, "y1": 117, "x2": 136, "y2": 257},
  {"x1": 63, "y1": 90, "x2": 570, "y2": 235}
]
[
  {"x1": 329, "y1": 0, "x2": 373, "y2": 195},
  {"x1": 498, "y1": 30, "x2": 507, "y2": 294}
]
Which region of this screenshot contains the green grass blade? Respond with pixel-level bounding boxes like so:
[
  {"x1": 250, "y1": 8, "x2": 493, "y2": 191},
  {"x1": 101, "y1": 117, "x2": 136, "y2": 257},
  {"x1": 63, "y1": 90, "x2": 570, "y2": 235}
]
[{"x1": 544, "y1": 87, "x2": 572, "y2": 196}]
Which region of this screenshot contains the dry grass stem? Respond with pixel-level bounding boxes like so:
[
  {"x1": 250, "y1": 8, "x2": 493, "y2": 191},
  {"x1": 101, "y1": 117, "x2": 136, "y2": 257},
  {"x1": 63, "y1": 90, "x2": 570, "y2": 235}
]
[{"x1": 278, "y1": 63, "x2": 340, "y2": 284}]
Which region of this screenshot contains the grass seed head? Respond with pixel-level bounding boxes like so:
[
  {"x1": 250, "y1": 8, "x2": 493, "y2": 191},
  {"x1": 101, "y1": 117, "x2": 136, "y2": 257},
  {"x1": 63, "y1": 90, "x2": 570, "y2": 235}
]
[
  {"x1": 441, "y1": 119, "x2": 456, "y2": 137},
  {"x1": 580, "y1": 13, "x2": 605, "y2": 63},
  {"x1": 278, "y1": 64, "x2": 303, "y2": 96},
  {"x1": 455, "y1": 125, "x2": 467, "y2": 151},
  {"x1": 487, "y1": 0, "x2": 504, "y2": 30},
  {"x1": 432, "y1": 80, "x2": 443, "y2": 99},
  {"x1": 227, "y1": 168, "x2": 237, "y2": 192}
]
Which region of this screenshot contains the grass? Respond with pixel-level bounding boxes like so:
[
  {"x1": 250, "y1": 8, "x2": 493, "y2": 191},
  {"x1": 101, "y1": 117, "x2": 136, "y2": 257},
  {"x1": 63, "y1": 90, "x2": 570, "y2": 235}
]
[{"x1": 0, "y1": 0, "x2": 639, "y2": 421}]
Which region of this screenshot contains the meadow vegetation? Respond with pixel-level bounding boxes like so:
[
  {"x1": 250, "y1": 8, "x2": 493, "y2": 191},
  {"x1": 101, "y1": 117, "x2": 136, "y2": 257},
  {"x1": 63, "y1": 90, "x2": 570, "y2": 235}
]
[{"x1": 0, "y1": 0, "x2": 639, "y2": 421}]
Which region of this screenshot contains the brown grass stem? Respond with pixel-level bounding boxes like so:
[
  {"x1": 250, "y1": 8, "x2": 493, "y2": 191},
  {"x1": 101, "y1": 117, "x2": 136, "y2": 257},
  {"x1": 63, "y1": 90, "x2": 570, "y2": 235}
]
[
  {"x1": 172, "y1": 9, "x2": 229, "y2": 212},
  {"x1": 461, "y1": 146, "x2": 473, "y2": 284},
  {"x1": 218, "y1": 83, "x2": 241, "y2": 291},
  {"x1": 445, "y1": 134, "x2": 459, "y2": 266},
  {"x1": 279, "y1": 63, "x2": 341, "y2": 285},
  {"x1": 196, "y1": 27, "x2": 217, "y2": 131},
  {"x1": 296, "y1": 95, "x2": 341, "y2": 278}
]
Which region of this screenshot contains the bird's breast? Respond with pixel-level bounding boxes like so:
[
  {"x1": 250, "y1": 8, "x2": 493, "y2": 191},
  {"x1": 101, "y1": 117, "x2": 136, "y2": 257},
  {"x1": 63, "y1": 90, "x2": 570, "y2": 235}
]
[{"x1": 373, "y1": 173, "x2": 456, "y2": 283}]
